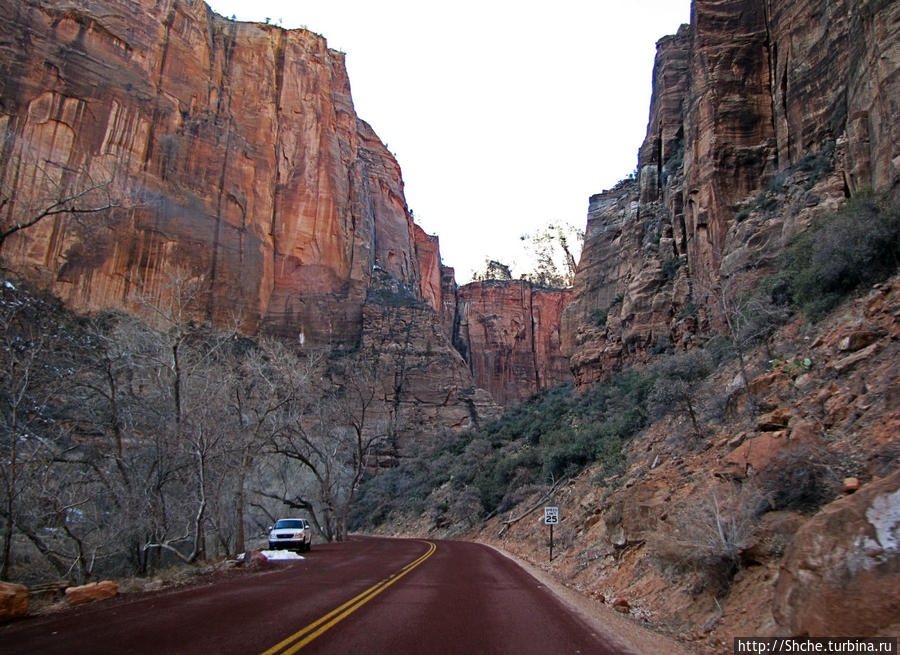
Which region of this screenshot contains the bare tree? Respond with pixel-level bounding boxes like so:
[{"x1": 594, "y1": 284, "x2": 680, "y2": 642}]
[
  {"x1": 57, "y1": 311, "x2": 168, "y2": 575},
  {"x1": 269, "y1": 355, "x2": 387, "y2": 542},
  {"x1": 520, "y1": 221, "x2": 583, "y2": 287},
  {"x1": 723, "y1": 280, "x2": 788, "y2": 416},
  {"x1": 0, "y1": 148, "x2": 116, "y2": 254},
  {"x1": 648, "y1": 350, "x2": 713, "y2": 440},
  {"x1": 0, "y1": 280, "x2": 114, "y2": 582},
  {"x1": 0, "y1": 281, "x2": 68, "y2": 579},
  {"x1": 699, "y1": 273, "x2": 790, "y2": 417},
  {"x1": 223, "y1": 339, "x2": 320, "y2": 553},
  {"x1": 132, "y1": 269, "x2": 238, "y2": 564}
]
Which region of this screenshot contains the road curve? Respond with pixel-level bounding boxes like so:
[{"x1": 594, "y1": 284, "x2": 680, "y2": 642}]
[{"x1": 0, "y1": 537, "x2": 629, "y2": 654}]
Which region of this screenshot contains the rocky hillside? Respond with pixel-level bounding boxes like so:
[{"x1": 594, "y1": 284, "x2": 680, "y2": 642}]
[
  {"x1": 475, "y1": 0, "x2": 900, "y2": 648},
  {"x1": 480, "y1": 277, "x2": 900, "y2": 648}
]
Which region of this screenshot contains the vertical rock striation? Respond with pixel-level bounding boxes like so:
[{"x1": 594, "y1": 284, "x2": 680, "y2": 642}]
[
  {"x1": 0, "y1": 0, "x2": 418, "y2": 347},
  {"x1": 455, "y1": 280, "x2": 573, "y2": 405},
  {"x1": 563, "y1": 0, "x2": 900, "y2": 386}
]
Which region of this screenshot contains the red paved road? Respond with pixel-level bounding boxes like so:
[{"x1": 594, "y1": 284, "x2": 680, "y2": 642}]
[{"x1": 0, "y1": 537, "x2": 629, "y2": 654}]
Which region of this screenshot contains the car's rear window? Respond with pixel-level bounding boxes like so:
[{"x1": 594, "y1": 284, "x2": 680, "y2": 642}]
[{"x1": 274, "y1": 520, "x2": 305, "y2": 529}]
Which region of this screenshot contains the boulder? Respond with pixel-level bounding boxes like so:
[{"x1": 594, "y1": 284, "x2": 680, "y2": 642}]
[
  {"x1": 0, "y1": 581, "x2": 28, "y2": 622},
  {"x1": 843, "y1": 477, "x2": 861, "y2": 494},
  {"x1": 838, "y1": 331, "x2": 882, "y2": 352},
  {"x1": 757, "y1": 409, "x2": 791, "y2": 432},
  {"x1": 831, "y1": 343, "x2": 881, "y2": 375},
  {"x1": 65, "y1": 580, "x2": 119, "y2": 606},
  {"x1": 723, "y1": 432, "x2": 789, "y2": 477},
  {"x1": 773, "y1": 470, "x2": 900, "y2": 636}
]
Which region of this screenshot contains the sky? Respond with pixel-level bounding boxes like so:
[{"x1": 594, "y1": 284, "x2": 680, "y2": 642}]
[{"x1": 205, "y1": 1, "x2": 692, "y2": 281}]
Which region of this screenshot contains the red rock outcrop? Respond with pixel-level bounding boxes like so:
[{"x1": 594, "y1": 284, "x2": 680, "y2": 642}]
[
  {"x1": 455, "y1": 280, "x2": 573, "y2": 405},
  {"x1": 0, "y1": 0, "x2": 419, "y2": 347},
  {"x1": 563, "y1": 0, "x2": 900, "y2": 386},
  {"x1": 0, "y1": 581, "x2": 28, "y2": 621},
  {"x1": 773, "y1": 470, "x2": 900, "y2": 637},
  {"x1": 360, "y1": 276, "x2": 501, "y2": 449},
  {"x1": 413, "y1": 226, "x2": 441, "y2": 313},
  {"x1": 64, "y1": 580, "x2": 119, "y2": 606}
]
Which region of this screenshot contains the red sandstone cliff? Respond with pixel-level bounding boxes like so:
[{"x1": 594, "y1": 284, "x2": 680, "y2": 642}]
[
  {"x1": 0, "y1": 0, "x2": 512, "y2": 436},
  {"x1": 0, "y1": 0, "x2": 572, "y2": 417},
  {"x1": 563, "y1": 0, "x2": 900, "y2": 386},
  {"x1": 0, "y1": 0, "x2": 422, "y2": 347},
  {"x1": 455, "y1": 281, "x2": 573, "y2": 405}
]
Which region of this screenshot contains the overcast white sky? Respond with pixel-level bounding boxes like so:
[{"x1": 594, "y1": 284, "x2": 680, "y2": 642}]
[{"x1": 206, "y1": 1, "x2": 691, "y2": 281}]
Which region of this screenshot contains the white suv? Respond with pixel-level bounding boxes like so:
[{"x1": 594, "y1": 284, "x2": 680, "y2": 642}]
[{"x1": 268, "y1": 518, "x2": 312, "y2": 552}]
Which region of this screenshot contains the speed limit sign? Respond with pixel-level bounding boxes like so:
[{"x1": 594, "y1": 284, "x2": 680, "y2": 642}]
[{"x1": 544, "y1": 506, "x2": 559, "y2": 525}]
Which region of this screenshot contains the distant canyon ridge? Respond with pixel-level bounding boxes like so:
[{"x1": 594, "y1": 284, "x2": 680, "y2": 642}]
[{"x1": 0, "y1": 0, "x2": 898, "y2": 416}]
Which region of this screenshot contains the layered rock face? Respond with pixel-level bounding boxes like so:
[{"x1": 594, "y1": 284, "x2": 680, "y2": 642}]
[
  {"x1": 563, "y1": 0, "x2": 900, "y2": 385},
  {"x1": 0, "y1": 0, "x2": 574, "y2": 422},
  {"x1": 455, "y1": 280, "x2": 573, "y2": 405},
  {"x1": 0, "y1": 0, "x2": 419, "y2": 347},
  {"x1": 360, "y1": 274, "x2": 501, "y2": 452},
  {"x1": 0, "y1": 0, "x2": 512, "y2": 437}
]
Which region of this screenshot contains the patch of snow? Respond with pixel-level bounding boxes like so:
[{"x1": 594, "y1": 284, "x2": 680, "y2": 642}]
[
  {"x1": 234, "y1": 550, "x2": 304, "y2": 562},
  {"x1": 259, "y1": 550, "x2": 304, "y2": 560},
  {"x1": 4, "y1": 281, "x2": 15, "y2": 290}
]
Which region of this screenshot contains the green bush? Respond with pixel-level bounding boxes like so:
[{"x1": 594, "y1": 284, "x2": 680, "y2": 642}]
[
  {"x1": 661, "y1": 256, "x2": 684, "y2": 281},
  {"x1": 678, "y1": 303, "x2": 699, "y2": 320},
  {"x1": 590, "y1": 307, "x2": 609, "y2": 327},
  {"x1": 776, "y1": 192, "x2": 900, "y2": 320},
  {"x1": 475, "y1": 368, "x2": 654, "y2": 512},
  {"x1": 648, "y1": 350, "x2": 713, "y2": 440}
]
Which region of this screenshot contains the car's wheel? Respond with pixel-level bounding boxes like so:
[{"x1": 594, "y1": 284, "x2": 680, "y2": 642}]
[{"x1": 305, "y1": 542, "x2": 311, "y2": 553}]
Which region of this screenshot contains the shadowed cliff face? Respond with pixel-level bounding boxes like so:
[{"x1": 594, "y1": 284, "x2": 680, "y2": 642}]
[
  {"x1": 0, "y1": 0, "x2": 419, "y2": 347},
  {"x1": 455, "y1": 281, "x2": 573, "y2": 405},
  {"x1": 563, "y1": 0, "x2": 900, "y2": 386}
]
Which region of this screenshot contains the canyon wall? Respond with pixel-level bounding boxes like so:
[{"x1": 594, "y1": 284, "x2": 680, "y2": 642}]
[
  {"x1": 563, "y1": 0, "x2": 900, "y2": 386},
  {"x1": 454, "y1": 281, "x2": 573, "y2": 405},
  {"x1": 0, "y1": 0, "x2": 511, "y2": 438},
  {"x1": 0, "y1": 0, "x2": 574, "y2": 419},
  {"x1": 0, "y1": 0, "x2": 419, "y2": 346}
]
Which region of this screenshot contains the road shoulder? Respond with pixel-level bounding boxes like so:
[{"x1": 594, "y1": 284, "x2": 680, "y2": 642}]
[{"x1": 482, "y1": 542, "x2": 692, "y2": 655}]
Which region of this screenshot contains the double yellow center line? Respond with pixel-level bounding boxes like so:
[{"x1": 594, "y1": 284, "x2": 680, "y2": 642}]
[{"x1": 260, "y1": 540, "x2": 437, "y2": 655}]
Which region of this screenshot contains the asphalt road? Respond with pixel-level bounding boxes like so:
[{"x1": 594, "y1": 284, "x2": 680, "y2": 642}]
[{"x1": 0, "y1": 537, "x2": 629, "y2": 654}]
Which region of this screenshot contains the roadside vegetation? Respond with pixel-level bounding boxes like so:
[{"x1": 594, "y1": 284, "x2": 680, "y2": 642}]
[
  {"x1": 353, "y1": 367, "x2": 665, "y2": 531},
  {"x1": 0, "y1": 273, "x2": 393, "y2": 585}
]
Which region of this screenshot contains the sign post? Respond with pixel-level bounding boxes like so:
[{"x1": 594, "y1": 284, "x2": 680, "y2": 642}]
[{"x1": 544, "y1": 506, "x2": 559, "y2": 562}]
